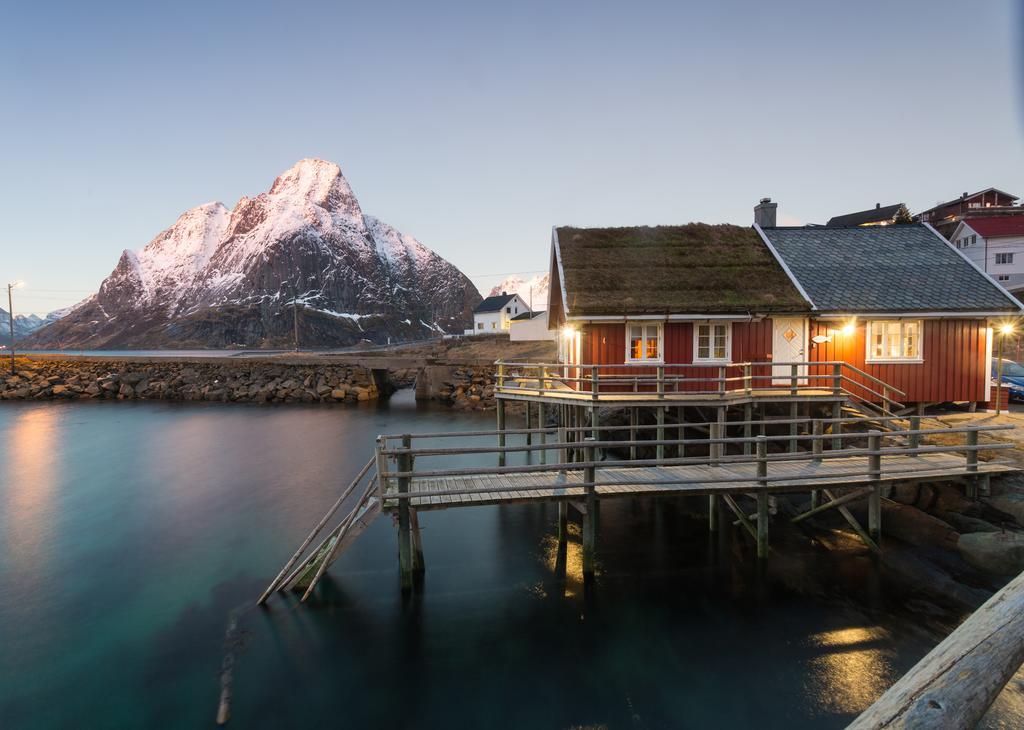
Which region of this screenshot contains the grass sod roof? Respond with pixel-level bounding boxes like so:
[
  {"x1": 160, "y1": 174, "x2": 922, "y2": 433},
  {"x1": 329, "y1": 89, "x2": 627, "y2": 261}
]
[{"x1": 555, "y1": 224, "x2": 810, "y2": 316}]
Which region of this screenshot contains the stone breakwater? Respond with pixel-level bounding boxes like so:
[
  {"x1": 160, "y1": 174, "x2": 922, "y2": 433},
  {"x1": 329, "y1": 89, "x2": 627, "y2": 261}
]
[
  {"x1": 0, "y1": 359, "x2": 380, "y2": 403},
  {"x1": 433, "y1": 365, "x2": 498, "y2": 411}
]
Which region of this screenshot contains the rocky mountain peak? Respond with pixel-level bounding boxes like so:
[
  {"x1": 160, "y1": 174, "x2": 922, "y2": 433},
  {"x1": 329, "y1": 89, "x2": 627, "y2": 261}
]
[{"x1": 267, "y1": 158, "x2": 362, "y2": 218}]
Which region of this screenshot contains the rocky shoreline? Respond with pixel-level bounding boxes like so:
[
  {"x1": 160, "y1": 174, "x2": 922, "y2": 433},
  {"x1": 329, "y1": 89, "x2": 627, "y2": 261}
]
[{"x1": 0, "y1": 358, "x2": 381, "y2": 403}]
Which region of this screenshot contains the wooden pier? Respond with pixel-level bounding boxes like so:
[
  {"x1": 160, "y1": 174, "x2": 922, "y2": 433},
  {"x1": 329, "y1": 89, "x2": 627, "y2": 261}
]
[{"x1": 259, "y1": 414, "x2": 1017, "y2": 604}]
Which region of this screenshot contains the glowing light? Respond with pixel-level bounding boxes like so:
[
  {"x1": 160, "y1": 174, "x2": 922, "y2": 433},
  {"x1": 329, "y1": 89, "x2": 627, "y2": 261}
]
[
  {"x1": 841, "y1": 320, "x2": 856, "y2": 336},
  {"x1": 1000, "y1": 323, "x2": 1015, "y2": 336},
  {"x1": 561, "y1": 326, "x2": 577, "y2": 339}
]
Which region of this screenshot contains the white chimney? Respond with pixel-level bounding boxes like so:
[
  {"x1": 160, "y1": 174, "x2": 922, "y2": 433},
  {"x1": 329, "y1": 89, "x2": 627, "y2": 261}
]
[{"x1": 754, "y1": 198, "x2": 778, "y2": 228}]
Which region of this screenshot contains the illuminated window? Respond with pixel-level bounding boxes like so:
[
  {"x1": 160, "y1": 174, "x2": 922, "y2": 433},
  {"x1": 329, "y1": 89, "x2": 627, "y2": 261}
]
[
  {"x1": 626, "y1": 323, "x2": 662, "y2": 362},
  {"x1": 694, "y1": 323, "x2": 731, "y2": 362},
  {"x1": 866, "y1": 320, "x2": 922, "y2": 362},
  {"x1": 477, "y1": 322, "x2": 483, "y2": 330}
]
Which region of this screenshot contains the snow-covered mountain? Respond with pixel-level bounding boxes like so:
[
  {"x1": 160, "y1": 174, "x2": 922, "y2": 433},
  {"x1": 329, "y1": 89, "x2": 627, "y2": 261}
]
[
  {"x1": 0, "y1": 309, "x2": 61, "y2": 344},
  {"x1": 488, "y1": 273, "x2": 549, "y2": 311},
  {"x1": 25, "y1": 159, "x2": 481, "y2": 349}
]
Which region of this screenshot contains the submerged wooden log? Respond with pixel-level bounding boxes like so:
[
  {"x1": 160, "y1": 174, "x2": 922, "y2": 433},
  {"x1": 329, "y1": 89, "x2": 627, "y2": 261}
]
[{"x1": 849, "y1": 570, "x2": 1024, "y2": 729}]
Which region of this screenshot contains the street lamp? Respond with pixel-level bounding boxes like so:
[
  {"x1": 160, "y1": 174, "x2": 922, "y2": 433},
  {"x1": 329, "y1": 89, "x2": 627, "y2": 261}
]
[
  {"x1": 996, "y1": 322, "x2": 1016, "y2": 415},
  {"x1": 7, "y1": 281, "x2": 24, "y2": 374}
]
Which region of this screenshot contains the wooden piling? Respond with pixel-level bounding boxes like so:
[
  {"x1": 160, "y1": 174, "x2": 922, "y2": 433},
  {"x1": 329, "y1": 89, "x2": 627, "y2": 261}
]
[
  {"x1": 538, "y1": 402, "x2": 547, "y2": 465},
  {"x1": 743, "y1": 402, "x2": 752, "y2": 456},
  {"x1": 709, "y1": 494, "x2": 719, "y2": 531},
  {"x1": 789, "y1": 401, "x2": 799, "y2": 453},
  {"x1": 398, "y1": 434, "x2": 413, "y2": 591},
  {"x1": 496, "y1": 399, "x2": 506, "y2": 467},
  {"x1": 410, "y1": 508, "x2": 425, "y2": 573},
  {"x1": 868, "y1": 431, "x2": 881, "y2": 542},
  {"x1": 656, "y1": 406, "x2": 665, "y2": 460},
  {"x1": 525, "y1": 401, "x2": 532, "y2": 446},
  {"x1": 557, "y1": 501, "x2": 568, "y2": 544},
  {"x1": 832, "y1": 401, "x2": 843, "y2": 450},
  {"x1": 756, "y1": 435, "x2": 768, "y2": 559},
  {"x1": 677, "y1": 406, "x2": 685, "y2": 458},
  {"x1": 582, "y1": 438, "x2": 597, "y2": 578},
  {"x1": 630, "y1": 407, "x2": 638, "y2": 460}
]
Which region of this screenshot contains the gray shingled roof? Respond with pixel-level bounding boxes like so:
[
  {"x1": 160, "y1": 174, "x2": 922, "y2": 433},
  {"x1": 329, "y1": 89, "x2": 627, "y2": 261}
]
[
  {"x1": 474, "y1": 294, "x2": 517, "y2": 313},
  {"x1": 826, "y1": 203, "x2": 905, "y2": 227},
  {"x1": 761, "y1": 224, "x2": 1020, "y2": 313}
]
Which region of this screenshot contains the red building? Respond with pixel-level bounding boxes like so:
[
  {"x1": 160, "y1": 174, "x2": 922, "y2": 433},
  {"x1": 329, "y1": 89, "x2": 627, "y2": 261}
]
[{"x1": 540, "y1": 203, "x2": 1022, "y2": 411}]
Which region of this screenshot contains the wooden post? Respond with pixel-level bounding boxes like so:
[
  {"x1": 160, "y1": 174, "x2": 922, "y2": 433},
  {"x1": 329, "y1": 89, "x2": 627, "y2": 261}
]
[
  {"x1": 677, "y1": 406, "x2": 685, "y2": 458},
  {"x1": 591, "y1": 365, "x2": 599, "y2": 401},
  {"x1": 497, "y1": 361, "x2": 505, "y2": 391},
  {"x1": 832, "y1": 362, "x2": 842, "y2": 395},
  {"x1": 757, "y1": 435, "x2": 768, "y2": 560},
  {"x1": 709, "y1": 494, "x2": 719, "y2": 531},
  {"x1": 832, "y1": 401, "x2": 842, "y2": 450},
  {"x1": 812, "y1": 420, "x2": 823, "y2": 462},
  {"x1": 525, "y1": 401, "x2": 533, "y2": 446},
  {"x1": 657, "y1": 365, "x2": 665, "y2": 399},
  {"x1": 558, "y1": 425, "x2": 568, "y2": 468},
  {"x1": 410, "y1": 508, "x2": 425, "y2": 574},
  {"x1": 868, "y1": 430, "x2": 882, "y2": 543},
  {"x1": 375, "y1": 435, "x2": 389, "y2": 499},
  {"x1": 967, "y1": 429, "x2": 979, "y2": 500},
  {"x1": 790, "y1": 364, "x2": 798, "y2": 395},
  {"x1": 744, "y1": 363, "x2": 752, "y2": 395},
  {"x1": 582, "y1": 438, "x2": 597, "y2": 579},
  {"x1": 743, "y1": 402, "x2": 752, "y2": 456},
  {"x1": 496, "y1": 399, "x2": 506, "y2": 467},
  {"x1": 539, "y1": 402, "x2": 547, "y2": 465},
  {"x1": 908, "y1": 414, "x2": 920, "y2": 455},
  {"x1": 717, "y1": 406, "x2": 726, "y2": 461},
  {"x1": 630, "y1": 407, "x2": 638, "y2": 460},
  {"x1": 557, "y1": 501, "x2": 568, "y2": 544},
  {"x1": 656, "y1": 406, "x2": 665, "y2": 460},
  {"x1": 789, "y1": 401, "x2": 799, "y2": 453},
  {"x1": 709, "y1": 421, "x2": 721, "y2": 467},
  {"x1": 398, "y1": 435, "x2": 413, "y2": 591}
]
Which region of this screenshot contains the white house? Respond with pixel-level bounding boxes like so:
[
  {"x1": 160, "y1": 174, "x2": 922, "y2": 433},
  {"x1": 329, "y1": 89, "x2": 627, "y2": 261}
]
[
  {"x1": 509, "y1": 310, "x2": 554, "y2": 341},
  {"x1": 472, "y1": 292, "x2": 531, "y2": 333},
  {"x1": 950, "y1": 216, "x2": 1024, "y2": 291}
]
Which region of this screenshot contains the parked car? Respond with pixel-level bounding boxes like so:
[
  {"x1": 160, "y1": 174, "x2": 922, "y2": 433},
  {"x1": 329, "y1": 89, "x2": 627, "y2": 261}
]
[{"x1": 992, "y1": 358, "x2": 1024, "y2": 402}]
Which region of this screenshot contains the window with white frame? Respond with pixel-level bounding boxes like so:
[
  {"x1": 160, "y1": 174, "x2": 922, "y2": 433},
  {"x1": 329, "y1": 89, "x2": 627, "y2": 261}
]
[
  {"x1": 996, "y1": 253, "x2": 1014, "y2": 265},
  {"x1": 626, "y1": 323, "x2": 662, "y2": 362},
  {"x1": 998, "y1": 275, "x2": 1011, "y2": 282},
  {"x1": 694, "y1": 323, "x2": 731, "y2": 362},
  {"x1": 866, "y1": 320, "x2": 922, "y2": 362}
]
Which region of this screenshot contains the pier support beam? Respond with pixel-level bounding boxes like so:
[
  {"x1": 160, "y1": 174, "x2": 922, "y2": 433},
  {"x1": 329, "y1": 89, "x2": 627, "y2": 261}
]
[
  {"x1": 743, "y1": 403, "x2": 752, "y2": 456},
  {"x1": 709, "y1": 494, "x2": 719, "y2": 531},
  {"x1": 868, "y1": 431, "x2": 882, "y2": 543},
  {"x1": 525, "y1": 401, "x2": 532, "y2": 446},
  {"x1": 538, "y1": 403, "x2": 547, "y2": 465},
  {"x1": 656, "y1": 407, "x2": 665, "y2": 460},
  {"x1": 410, "y1": 508, "x2": 426, "y2": 574},
  {"x1": 756, "y1": 435, "x2": 769, "y2": 560},
  {"x1": 398, "y1": 435, "x2": 414, "y2": 591},
  {"x1": 582, "y1": 438, "x2": 597, "y2": 580},
  {"x1": 496, "y1": 400, "x2": 506, "y2": 467},
  {"x1": 557, "y1": 501, "x2": 568, "y2": 544}
]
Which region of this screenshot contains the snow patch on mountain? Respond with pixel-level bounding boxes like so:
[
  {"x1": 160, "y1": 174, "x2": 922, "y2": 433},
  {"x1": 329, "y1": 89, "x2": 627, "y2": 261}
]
[{"x1": 489, "y1": 273, "x2": 549, "y2": 310}]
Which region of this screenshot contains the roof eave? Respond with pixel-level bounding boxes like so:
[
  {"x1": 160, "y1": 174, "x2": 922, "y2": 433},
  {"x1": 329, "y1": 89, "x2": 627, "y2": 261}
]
[{"x1": 753, "y1": 223, "x2": 818, "y2": 310}]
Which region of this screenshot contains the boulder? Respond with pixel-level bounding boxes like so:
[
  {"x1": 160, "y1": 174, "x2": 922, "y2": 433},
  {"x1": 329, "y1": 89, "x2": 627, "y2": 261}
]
[
  {"x1": 985, "y1": 493, "x2": 1024, "y2": 529},
  {"x1": 51, "y1": 384, "x2": 68, "y2": 396},
  {"x1": 957, "y1": 531, "x2": 1024, "y2": 575},
  {"x1": 880, "y1": 502, "x2": 959, "y2": 549},
  {"x1": 331, "y1": 388, "x2": 348, "y2": 400}
]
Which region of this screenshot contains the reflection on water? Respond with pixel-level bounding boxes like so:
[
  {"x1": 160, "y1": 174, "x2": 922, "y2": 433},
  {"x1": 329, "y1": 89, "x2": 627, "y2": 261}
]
[
  {"x1": 806, "y1": 627, "x2": 895, "y2": 714},
  {"x1": 0, "y1": 397, "x2": 1016, "y2": 729},
  {"x1": 4, "y1": 407, "x2": 59, "y2": 568}
]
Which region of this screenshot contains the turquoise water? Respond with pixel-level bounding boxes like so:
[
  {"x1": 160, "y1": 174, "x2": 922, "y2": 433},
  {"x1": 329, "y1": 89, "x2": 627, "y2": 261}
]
[{"x1": 0, "y1": 393, "x2": 1015, "y2": 728}]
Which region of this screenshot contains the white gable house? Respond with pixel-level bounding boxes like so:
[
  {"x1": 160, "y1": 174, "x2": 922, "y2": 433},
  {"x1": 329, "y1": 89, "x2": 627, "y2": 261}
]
[
  {"x1": 472, "y1": 292, "x2": 531, "y2": 333},
  {"x1": 951, "y1": 216, "x2": 1024, "y2": 292}
]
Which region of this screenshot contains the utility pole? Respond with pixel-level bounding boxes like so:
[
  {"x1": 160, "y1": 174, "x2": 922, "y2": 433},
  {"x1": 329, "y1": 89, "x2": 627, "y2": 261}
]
[
  {"x1": 292, "y1": 289, "x2": 300, "y2": 352},
  {"x1": 7, "y1": 281, "x2": 24, "y2": 374}
]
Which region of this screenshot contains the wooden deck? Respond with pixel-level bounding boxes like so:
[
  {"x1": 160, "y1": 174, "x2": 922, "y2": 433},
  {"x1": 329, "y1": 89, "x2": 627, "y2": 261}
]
[
  {"x1": 395, "y1": 452, "x2": 1015, "y2": 510},
  {"x1": 496, "y1": 380, "x2": 844, "y2": 407}
]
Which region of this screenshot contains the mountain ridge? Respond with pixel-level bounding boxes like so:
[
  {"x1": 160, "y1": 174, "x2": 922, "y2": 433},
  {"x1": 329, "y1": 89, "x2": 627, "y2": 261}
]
[{"x1": 25, "y1": 159, "x2": 482, "y2": 349}]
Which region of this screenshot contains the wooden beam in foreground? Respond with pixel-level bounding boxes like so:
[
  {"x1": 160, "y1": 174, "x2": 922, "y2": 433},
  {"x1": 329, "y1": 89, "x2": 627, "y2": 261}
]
[{"x1": 849, "y1": 570, "x2": 1024, "y2": 729}]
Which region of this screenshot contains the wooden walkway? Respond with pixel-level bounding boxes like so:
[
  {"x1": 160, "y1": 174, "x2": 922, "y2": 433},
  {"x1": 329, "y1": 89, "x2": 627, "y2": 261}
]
[{"x1": 398, "y1": 452, "x2": 1015, "y2": 510}]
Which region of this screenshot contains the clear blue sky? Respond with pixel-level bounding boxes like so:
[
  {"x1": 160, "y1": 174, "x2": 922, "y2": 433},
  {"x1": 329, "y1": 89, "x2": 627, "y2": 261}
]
[{"x1": 2, "y1": 0, "x2": 1023, "y2": 314}]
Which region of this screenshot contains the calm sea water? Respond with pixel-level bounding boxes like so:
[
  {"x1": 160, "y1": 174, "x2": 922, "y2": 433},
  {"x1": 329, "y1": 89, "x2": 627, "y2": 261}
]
[{"x1": 0, "y1": 392, "x2": 1020, "y2": 729}]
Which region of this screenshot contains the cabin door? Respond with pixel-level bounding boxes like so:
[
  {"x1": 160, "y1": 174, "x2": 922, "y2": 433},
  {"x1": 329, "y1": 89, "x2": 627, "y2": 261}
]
[{"x1": 772, "y1": 317, "x2": 808, "y2": 385}]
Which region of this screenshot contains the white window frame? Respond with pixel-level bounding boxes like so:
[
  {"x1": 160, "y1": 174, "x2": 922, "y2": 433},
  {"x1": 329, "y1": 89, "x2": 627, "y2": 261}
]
[
  {"x1": 996, "y1": 252, "x2": 1014, "y2": 265},
  {"x1": 865, "y1": 320, "x2": 924, "y2": 363},
  {"x1": 625, "y1": 322, "x2": 663, "y2": 363},
  {"x1": 693, "y1": 322, "x2": 732, "y2": 363}
]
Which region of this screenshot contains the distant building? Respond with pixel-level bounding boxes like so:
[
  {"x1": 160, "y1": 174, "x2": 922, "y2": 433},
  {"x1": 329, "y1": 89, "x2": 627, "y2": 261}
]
[
  {"x1": 472, "y1": 292, "x2": 530, "y2": 333},
  {"x1": 917, "y1": 188, "x2": 1020, "y2": 238},
  {"x1": 826, "y1": 203, "x2": 909, "y2": 227},
  {"x1": 509, "y1": 310, "x2": 554, "y2": 341},
  {"x1": 950, "y1": 216, "x2": 1024, "y2": 292}
]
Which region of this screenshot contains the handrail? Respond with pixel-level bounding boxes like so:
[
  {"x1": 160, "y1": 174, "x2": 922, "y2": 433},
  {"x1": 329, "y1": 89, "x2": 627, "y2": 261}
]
[{"x1": 840, "y1": 362, "x2": 908, "y2": 397}]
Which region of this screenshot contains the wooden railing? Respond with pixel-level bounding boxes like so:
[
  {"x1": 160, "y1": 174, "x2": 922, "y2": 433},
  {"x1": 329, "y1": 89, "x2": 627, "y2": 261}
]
[
  {"x1": 495, "y1": 360, "x2": 907, "y2": 414},
  {"x1": 373, "y1": 419, "x2": 1010, "y2": 502}
]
